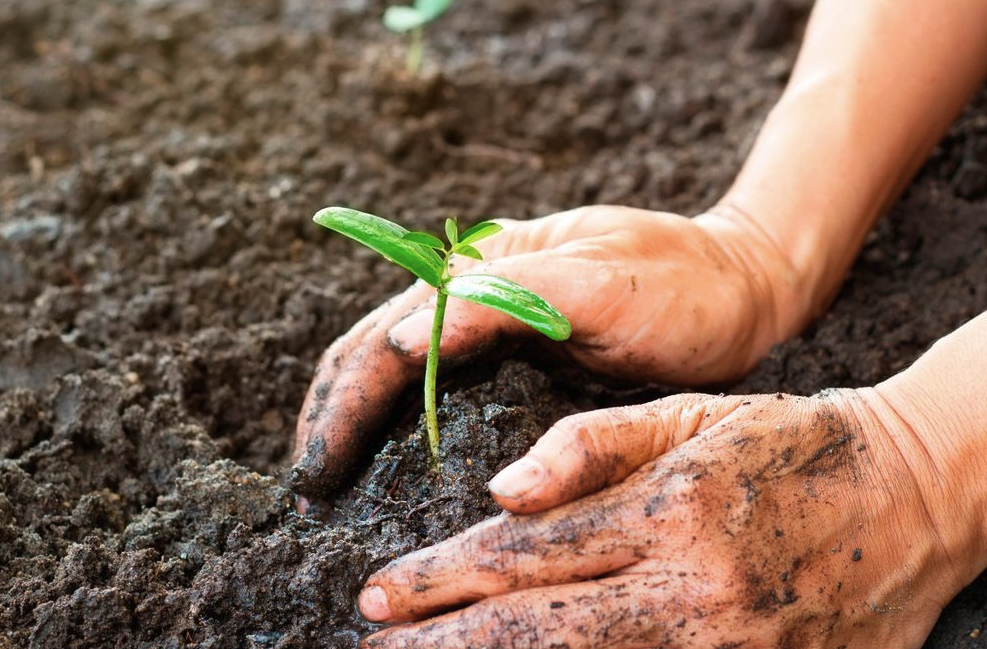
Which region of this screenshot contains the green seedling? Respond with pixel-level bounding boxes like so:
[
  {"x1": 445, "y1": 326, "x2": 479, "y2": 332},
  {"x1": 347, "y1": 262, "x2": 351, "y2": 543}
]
[
  {"x1": 382, "y1": 0, "x2": 454, "y2": 74},
  {"x1": 313, "y1": 206, "x2": 571, "y2": 465}
]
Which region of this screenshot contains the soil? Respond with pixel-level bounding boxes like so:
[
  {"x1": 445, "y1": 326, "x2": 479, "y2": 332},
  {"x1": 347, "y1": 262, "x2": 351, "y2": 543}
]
[{"x1": 1, "y1": 0, "x2": 986, "y2": 647}]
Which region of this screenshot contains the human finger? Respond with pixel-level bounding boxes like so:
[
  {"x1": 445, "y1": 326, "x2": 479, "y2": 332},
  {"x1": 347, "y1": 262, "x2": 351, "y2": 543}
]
[
  {"x1": 292, "y1": 305, "x2": 385, "y2": 462},
  {"x1": 488, "y1": 394, "x2": 748, "y2": 513},
  {"x1": 357, "y1": 475, "x2": 661, "y2": 623},
  {"x1": 289, "y1": 282, "x2": 434, "y2": 498},
  {"x1": 360, "y1": 573, "x2": 690, "y2": 649}
]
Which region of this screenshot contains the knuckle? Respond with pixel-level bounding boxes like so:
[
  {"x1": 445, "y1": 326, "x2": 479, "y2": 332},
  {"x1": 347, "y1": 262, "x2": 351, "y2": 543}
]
[
  {"x1": 464, "y1": 518, "x2": 525, "y2": 589},
  {"x1": 566, "y1": 204, "x2": 599, "y2": 221},
  {"x1": 669, "y1": 397, "x2": 717, "y2": 444},
  {"x1": 556, "y1": 415, "x2": 607, "y2": 461},
  {"x1": 323, "y1": 324, "x2": 368, "y2": 363},
  {"x1": 469, "y1": 598, "x2": 542, "y2": 648},
  {"x1": 549, "y1": 409, "x2": 637, "y2": 481},
  {"x1": 541, "y1": 413, "x2": 587, "y2": 452},
  {"x1": 594, "y1": 408, "x2": 631, "y2": 453},
  {"x1": 572, "y1": 423, "x2": 609, "y2": 470}
]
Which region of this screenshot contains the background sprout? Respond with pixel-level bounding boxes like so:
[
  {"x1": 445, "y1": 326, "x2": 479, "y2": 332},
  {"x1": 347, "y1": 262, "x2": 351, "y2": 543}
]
[
  {"x1": 382, "y1": 0, "x2": 455, "y2": 74},
  {"x1": 313, "y1": 207, "x2": 571, "y2": 465}
]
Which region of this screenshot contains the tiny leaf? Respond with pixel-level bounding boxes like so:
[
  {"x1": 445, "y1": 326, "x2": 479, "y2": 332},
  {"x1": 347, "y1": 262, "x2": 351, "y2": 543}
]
[
  {"x1": 458, "y1": 221, "x2": 503, "y2": 246},
  {"x1": 383, "y1": 6, "x2": 428, "y2": 32},
  {"x1": 314, "y1": 207, "x2": 444, "y2": 287},
  {"x1": 444, "y1": 218, "x2": 458, "y2": 246},
  {"x1": 453, "y1": 244, "x2": 483, "y2": 260},
  {"x1": 445, "y1": 274, "x2": 571, "y2": 341},
  {"x1": 403, "y1": 231, "x2": 446, "y2": 250},
  {"x1": 414, "y1": 0, "x2": 454, "y2": 21}
]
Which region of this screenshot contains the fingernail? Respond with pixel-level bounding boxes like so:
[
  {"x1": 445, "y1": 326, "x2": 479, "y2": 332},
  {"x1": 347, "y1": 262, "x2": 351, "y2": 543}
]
[
  {"x1": 387, "y1": 310, "x2": 434, "y2": 354},
  {"x1": 488, "y1": 456, "x2": 545, "y2": 499},
  {"x1": 359, "y1": 586, "x2": 392, "y2": 621},
  {"x1": 296, "y1": 496, "x2": 310, "y2": 515}
]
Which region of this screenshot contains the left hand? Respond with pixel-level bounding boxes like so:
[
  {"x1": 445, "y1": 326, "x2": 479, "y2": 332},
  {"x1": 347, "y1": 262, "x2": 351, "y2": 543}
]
[
  {"x1": 290, "y1": 205, "x2": 807, "y2": 500},
  {"x1": 356, "y1": 389, "x2": 983, "y2": 648}
]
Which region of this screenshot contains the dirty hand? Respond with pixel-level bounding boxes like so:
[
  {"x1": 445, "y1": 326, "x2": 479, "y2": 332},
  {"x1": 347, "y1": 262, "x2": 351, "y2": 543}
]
[
  {"x1": 357, "y1": 359, "x2": 987, "y2": 648},
  {"x1": 292, "y1": 204, "x2": 808, "y2": 497}
]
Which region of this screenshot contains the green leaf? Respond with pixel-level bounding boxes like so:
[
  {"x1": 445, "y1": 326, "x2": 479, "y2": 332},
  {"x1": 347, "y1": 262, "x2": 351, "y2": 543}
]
[
  {"x1": 444, "y1": 218, "x2": 458, "y2": 246},
  {"x1": 445, "y1": 274, "x2": 571, "y2": 341},
  {"x1": 314, "y1": 207, "x2": 444, "y2": 287},
  {"x1": 453, "y1": 244, "x2": 483, "y2": 260},
  {"x1": 403, "y1": 231, "x2": 446, "y2": 250},
  {"x1": 414, "y1": 0, "x2": 454, "y2": 21},
  {"x1": 458, "y1": 220, "x2": 503, "y2": 246},
  {"x1": 383, "y1": 6, "x2": 428, "y2": 32}
]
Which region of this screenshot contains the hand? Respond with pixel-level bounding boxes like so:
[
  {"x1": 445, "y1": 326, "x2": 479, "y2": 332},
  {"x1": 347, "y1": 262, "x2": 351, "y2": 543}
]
[
  {"x1": 291, "y1": 205, "x2": 807, "y2": 497},
  {"x1": 357, "y1": 389, "x2": 983, "y2": 648}
]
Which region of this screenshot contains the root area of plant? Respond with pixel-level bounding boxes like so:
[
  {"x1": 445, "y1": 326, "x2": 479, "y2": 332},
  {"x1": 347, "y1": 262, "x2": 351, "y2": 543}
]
[{"x1": 2, "y1": 0, "x2": 987, "y2": 647}]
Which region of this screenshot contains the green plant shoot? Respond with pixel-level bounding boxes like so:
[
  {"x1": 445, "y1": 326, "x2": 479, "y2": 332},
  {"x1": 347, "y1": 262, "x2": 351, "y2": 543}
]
[
  {"x1": 382, "y1": 0, "x2": 454, "y2": 74},
  {"x1": 313, "y1": 207, "x2": 571, "y2": 465}
]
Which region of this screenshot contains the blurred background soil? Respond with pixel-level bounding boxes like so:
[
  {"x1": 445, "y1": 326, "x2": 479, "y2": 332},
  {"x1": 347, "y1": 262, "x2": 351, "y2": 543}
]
[{"x1": 1, "y1": 0, "x2": 986, "y2": 646}]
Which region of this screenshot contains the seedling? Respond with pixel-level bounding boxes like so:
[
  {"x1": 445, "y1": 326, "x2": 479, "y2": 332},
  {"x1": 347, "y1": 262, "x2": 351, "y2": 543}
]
[
  {"x1": 313, "y1": 207, "x2": 571, "y2": 465},
  {"x1": 382, "y1": 0, "x2": 454, "y2": 74}
]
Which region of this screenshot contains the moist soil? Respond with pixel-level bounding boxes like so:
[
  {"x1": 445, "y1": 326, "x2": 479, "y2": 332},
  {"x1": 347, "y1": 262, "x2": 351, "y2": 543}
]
[{"x1": 2, "y1": 0, "x2": 987, "y2": 647}]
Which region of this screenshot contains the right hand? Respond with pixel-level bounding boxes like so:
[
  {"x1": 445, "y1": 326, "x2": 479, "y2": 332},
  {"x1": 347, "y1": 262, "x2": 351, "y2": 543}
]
[
  {"x1": 357, "y1": 387, "x2": 979, "y2": 648},
  {"x1": 290, "y1": 204, "x2": 810, "y2": 499}
]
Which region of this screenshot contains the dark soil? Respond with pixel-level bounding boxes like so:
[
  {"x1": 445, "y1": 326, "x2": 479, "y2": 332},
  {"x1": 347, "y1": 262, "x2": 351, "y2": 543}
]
[{"x1": 1, "y1": 0, "x2": 986, "y2": 647}]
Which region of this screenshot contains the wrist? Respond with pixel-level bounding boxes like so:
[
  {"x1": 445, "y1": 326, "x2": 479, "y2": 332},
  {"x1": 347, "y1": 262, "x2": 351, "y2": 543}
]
[
  {"x1": 871, "y1": 314, "x2": 987, "y2": 584},
  {"x1": 694, "y1": 203, "x2": 818, "y2": 352}
]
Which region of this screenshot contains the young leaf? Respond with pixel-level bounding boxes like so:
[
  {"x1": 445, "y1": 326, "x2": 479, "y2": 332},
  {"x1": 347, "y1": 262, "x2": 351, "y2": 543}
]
[
  {"x1": 314, "y1": 207, "x2": 444, "y2": 287},
  {"x1": 403, "y1": 231, "x2": 446, "y2": 250},
  {"x1": 383, "y1": 6, "x2": 428, "y2": 33},
  {"x1": 444, "y1": 218, "x2": 458, "y2": 246},
  {"x1": 452, "y1": 244, "x2": 483, "y2": 260},
  {"x1": 415, "y1": 0, "x2": 454, "y2": 21},
  {"x1": 458, "y1": 221, "x2": 503, "y2": 246},
  {"x1": 444, "y1": 274, "x2": 571, "y2": 341}
]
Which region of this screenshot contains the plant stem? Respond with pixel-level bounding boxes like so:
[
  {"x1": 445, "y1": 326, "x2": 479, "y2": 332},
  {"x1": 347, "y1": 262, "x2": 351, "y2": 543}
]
[
  {"x1": 407, "y1": 27, "x2": 423, "y2": 75},
  {"x1": 424, "y1": 289, "x2": 448, "y2": 465}
]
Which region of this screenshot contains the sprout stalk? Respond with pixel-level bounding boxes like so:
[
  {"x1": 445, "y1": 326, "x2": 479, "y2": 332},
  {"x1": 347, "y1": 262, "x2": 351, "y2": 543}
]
[
  {"x1": 424, "y1": 289, "x2": 448, "y2": 464},
  {"x1": 407, "y1": 27, "x2": 424, "y2": 74}
]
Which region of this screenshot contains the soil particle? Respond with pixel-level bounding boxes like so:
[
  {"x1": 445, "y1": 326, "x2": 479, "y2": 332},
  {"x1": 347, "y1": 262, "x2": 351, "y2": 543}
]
[
  {"x1": 797, "y1": 433, "x2": 854, "y2": 477},
  {"x1": 748, "y1": 572, "x2": 800, "y2": 614},
  {"x1": 792, "y1": 406, "x2": 864, "y2": 482},
  {"x1": 740, "y1": 474, "x2": 761, "y2": 503},
  {"x1": 643, "y1": 494, "x2": 667, "y2": 518}
]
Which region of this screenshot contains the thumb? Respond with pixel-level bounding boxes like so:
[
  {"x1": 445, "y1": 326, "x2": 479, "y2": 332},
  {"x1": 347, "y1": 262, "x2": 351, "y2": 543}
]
[
  {"x1": 488, "y1": 394, "x2": 747, "y2": 514},
  {"x1": 386, "y1": 253, "x2": 615, "y2": 360}
]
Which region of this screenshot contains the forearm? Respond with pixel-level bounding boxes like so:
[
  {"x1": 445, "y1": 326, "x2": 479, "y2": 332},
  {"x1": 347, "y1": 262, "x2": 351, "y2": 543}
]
[
  {"x1": 702, "y1": 0, "x2": 987, "y2": 335},
  {"x1": 875, "y1": 311, "x2": 987, "y2": 581}
]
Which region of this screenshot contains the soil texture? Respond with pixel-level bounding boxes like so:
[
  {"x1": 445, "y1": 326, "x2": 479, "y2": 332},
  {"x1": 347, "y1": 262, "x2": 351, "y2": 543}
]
[{"x1": 2, "y1": 0, "x2": 987, "y2": 647}]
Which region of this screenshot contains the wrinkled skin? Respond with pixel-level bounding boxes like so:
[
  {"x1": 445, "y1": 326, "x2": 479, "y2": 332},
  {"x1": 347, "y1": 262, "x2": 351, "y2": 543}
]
[
  {"x1": 291, "y1": 205, "x2": 802, "y2": 497},
  {"x1": 357, "y1": 390, "x2": 968, "y2": 649}
]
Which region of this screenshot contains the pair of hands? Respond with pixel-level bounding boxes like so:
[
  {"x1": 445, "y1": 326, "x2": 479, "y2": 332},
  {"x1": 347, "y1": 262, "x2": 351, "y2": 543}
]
[{"x1": 293, "y1": 207, "x2": 965, "y2": 647}]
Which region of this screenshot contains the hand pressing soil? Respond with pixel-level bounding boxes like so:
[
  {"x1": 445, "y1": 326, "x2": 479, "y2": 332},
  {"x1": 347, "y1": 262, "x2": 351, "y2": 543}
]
[{"x1": 359, "y1": 389, "x2": 974, "y2": 648}]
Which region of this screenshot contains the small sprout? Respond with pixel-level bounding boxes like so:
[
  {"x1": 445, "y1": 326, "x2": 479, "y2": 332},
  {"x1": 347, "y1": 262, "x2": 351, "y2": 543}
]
[
  {"x1": 382, "y1": 0, "x2": 454, "y2": 74},
  {"x1": 313, "y1": 207, "x2": 571, "y2": 466}
]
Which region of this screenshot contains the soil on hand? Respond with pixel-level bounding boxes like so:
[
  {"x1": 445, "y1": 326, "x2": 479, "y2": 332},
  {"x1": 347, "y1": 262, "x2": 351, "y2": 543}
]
[{"x1": 2, "y1": 0, "x2": 986, "y2": 647}]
